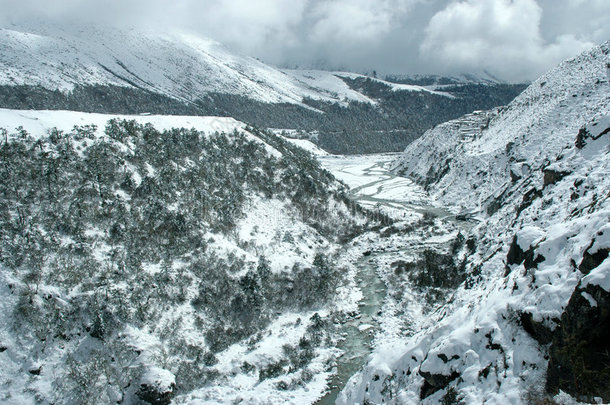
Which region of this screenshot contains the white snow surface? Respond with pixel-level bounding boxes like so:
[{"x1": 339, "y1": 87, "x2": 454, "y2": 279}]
[
  {"x1": 282, "y1": 137, "x2": 329, "y2": 156},
  {"x1": 319, "y1": 153, "x2": 431, "y2": 219},
  {"x1": 140, "y1": 367, "x2": 176, "y2": 391},
  {"x1": 393, "y1": 40, "x2": 610, "y2": 212},
  {"x1": 0, "y1": 108, "x2": 245, "y2": 136},
  {"x1": 340, "y1": 41, "x2": 610, "y2": 404}
]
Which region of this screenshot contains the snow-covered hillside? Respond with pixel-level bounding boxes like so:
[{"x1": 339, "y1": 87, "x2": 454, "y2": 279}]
[
  {"x1": 0, "y1": 110, "x2": 377, "y2": 404},
  {"x1": 0, "y1": 25, "x2": 441, "y2": 107},
  {"x1": 393, "y1": 41, "x2": 609, "y2": 213},
  {"x1": 339, "y1": 41, "x2": 610, "y2": 403}
]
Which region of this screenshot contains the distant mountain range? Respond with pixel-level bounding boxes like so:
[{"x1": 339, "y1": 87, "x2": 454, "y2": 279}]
[{"x1": 0, "y1": 24, "x2": 526, "y2": 153}]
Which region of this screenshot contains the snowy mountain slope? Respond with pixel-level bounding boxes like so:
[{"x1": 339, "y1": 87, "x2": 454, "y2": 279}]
[
  {"x1": 0, "y1": 108, "x2": 246, "y2": 136},
  {"x1": 339, "y1": 41, "x2": 610, "y2": 403},
  {"x1": 393, "y1": 40, "x2": 609, "y2": 213},
  {"x1": 0, "y1": 110, "x2": 376, "y2": 404},
  {"x1": 285, "y1": 69, "x2": 454, "y2": 101},
  {"x1": 0, "y1": 25, "x2": 441, "y2": 108}
]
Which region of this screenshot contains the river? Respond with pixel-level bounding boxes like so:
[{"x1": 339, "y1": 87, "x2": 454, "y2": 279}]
[{"x1": 314, "y1": 153, "x2": 458, "y2": 404}]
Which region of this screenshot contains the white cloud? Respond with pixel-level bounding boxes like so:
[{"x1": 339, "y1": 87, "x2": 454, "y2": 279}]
[
  {"x1": 0, "y1": 0, "x2": 607, "y2": 81},
  {"x1": 192, "y1": 0, "x2": 309, "y2": 51},
  {"x1": 420, "y1": 0, "x2": 596, "y2": 81},
  {"x1": 308, "y1": 0, "x2": 416, "y2": 44}
]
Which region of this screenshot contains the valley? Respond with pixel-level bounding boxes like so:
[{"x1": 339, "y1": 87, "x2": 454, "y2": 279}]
[
  {"x1": 316, "y1": 153, "x2": 469, "y2": 404},
  {"x1": 0, "y1": 18, "x2": 608, "y2": 405}
]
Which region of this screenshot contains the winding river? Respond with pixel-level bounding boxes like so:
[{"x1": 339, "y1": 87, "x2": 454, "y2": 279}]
[
  {"x1": 314, "y1": 154, "x2": 435, "y2": 404},
  {"x1": 314, "y1": 153, "x2": 474, "y2": 404},
  {"x1": 316, "y1": 254, "x2": 388, "y2": 405}
]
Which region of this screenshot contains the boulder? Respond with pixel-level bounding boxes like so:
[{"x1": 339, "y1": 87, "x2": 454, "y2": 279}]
[
  {"x1": 543, "y1": 168, "x2": 571, "y2": 187},
  {"x1": 419, "y1": 370, "x2": 460, "y2": 399}
]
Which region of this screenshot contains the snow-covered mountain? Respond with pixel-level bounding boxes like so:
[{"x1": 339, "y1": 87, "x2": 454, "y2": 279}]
[
  {"x1": 0, "y1": 24, "x2": 439, "y2": 107},
  {"x1": 339, "y1": 41, "x2": 610, "y2": 403}
]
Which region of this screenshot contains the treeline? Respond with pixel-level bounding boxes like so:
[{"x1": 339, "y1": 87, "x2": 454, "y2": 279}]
[{"x1": 0, "y1": 79, "x2": 526, "y2": 154}]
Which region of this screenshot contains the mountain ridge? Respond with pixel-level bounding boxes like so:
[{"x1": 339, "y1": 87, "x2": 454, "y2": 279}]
[{"x1": 0, "y1": 24, "x2": 527, "y2": 154}]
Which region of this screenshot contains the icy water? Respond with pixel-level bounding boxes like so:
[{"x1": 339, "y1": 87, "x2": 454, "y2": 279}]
[
  {"x1": 316, "y1": 255, "x2": 387, "y2": 405},
  {"x1": 315, "y1": 154, "x2": 449, "y2": 404}
]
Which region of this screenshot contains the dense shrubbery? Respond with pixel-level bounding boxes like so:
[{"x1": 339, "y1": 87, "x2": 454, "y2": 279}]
[{"x1": 0, "y1": 120, "x2": 364, "y2": 403}]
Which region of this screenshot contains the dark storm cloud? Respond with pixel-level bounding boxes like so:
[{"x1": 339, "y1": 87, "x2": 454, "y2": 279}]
[{"x1": 1, "y1": 0, "x2": 608, "y2": 81}]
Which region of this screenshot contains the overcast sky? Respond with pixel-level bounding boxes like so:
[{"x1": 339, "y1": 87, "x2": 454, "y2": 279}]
[{"x1": 1, "y1": 0, "x2": 609, "y2": 81}]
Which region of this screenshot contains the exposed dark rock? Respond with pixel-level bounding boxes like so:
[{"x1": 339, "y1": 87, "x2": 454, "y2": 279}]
[
  {"x1": 520, "y1": 311, "x2": 553, "y2": 344},
  {"x1": 524, "y1": 251, "x2": 546, "y2": 270},
  {"x1": 478, "y1": 364, "x2": 491, "y2": 379},
  {"x1": 450, "y1": 232, "x2": 465, "y2": 254},
  {"x1": 506, "y1": 235, "x2": 545, "y2": 271},
  {"x1": 516, "y1": 187, "x2": 542, "y2": 217},
  {"x1": 466, "y1": 238, "x2": 476, "y2": 254},
  {"x1": 437, "y1": 353, "x2": 461, "y2": 363},
  {"x1": 485, "y1": 332, "x2": 503, "y2": 352},
  {"x1": 486, "y1": 195, "x2": 504, "y2": 216},
  {"x1": 546, "y1": 283, "x2": 610, "y2": 402},
  {"x1": 576, "y1": 127, "x2": 590, "y2": 149},
  {"x1": 576, "y1": 124, "x2": 610, "y2": 149},
  {"x1": 454, "y1": 213, "x2": 472, "y2": 221},
  {"x1": 420, "y1": 370, "x2": 461, "y2": 399},
  {"x1": 506, "y1": 236, "x2": 525, "y2": 266},
  {"x1": 29, "y1": 367, "x2": 41, "y2": 375},
  {"x1": 136, "y1": 382, "x2": 176, "y2": 405},
  {"x1": 0, "y1": 346, "x2": 6, "y2": 353},
  {"x1": 543, "y1": 169, "x2": 571, "y2": 187},
  {"x1": 579, "y1": 240, "x2": 609, "y2": 275},
  {"x1": 362, "y1": 250, "x2": 372, "y2": 257}
]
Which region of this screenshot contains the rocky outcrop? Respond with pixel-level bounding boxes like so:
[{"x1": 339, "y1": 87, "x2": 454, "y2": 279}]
[
  {"x1": 543, "y1": 168, "x2": 572, "y2": 187},
  {"x1": 419, "y1": 370, "x2": 461, "y2": 399},
  {"x1": 520, "y1": 311, "x2": 553, "y2": 345},
  {"x1": 505, "y1": 233, "x2": 546, "y2": 273},
  {"x1": 579, "y1": 240, "x2": 610, "y2": 275}
]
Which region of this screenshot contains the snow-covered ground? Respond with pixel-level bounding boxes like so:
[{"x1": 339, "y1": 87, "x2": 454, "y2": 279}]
[
  {"x1": 319, "y1": 154, "x2": 446, "y2": 221},
  {"x1": 283, "y1": 138, "x2": 329, "y2": 156},
  {"x1": 0, "y1": 108, "x2": 245, "y2": 136}
]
